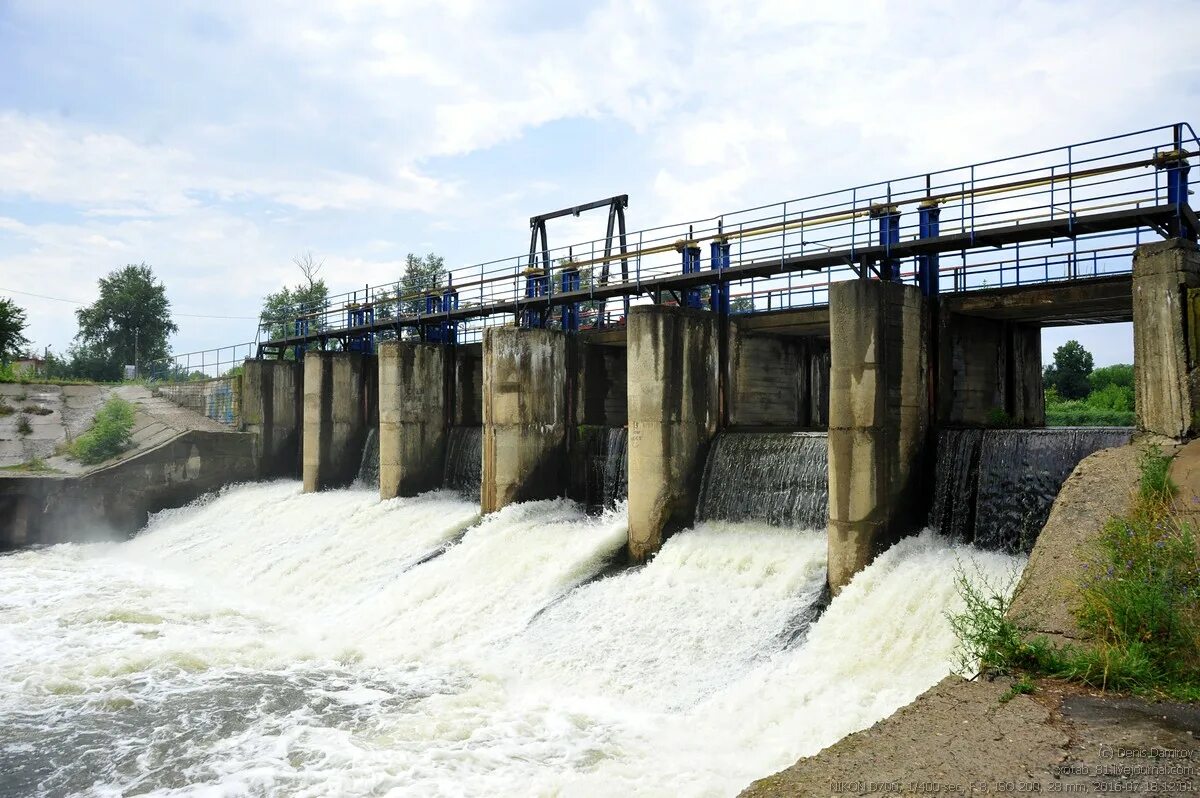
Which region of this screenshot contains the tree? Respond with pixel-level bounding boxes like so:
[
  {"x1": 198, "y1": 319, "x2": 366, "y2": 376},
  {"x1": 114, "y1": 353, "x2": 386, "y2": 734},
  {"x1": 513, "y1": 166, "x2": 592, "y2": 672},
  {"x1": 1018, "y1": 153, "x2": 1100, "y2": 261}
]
[
  {"x1": 399, "y1": 253, "x2": 447, "y2": 315},
  {"x1": 75, "y1": 264, "x2": 177, "y2": 380},
  {"x1": 1043, "y1": 339, "x2": 1094, "y2": 400},
  {"x1": 0, "y1": 298, "x2": 30, "y2": 365},
  {"x1": 259, "y1": 253, "x2": 331, "y2": 354}
]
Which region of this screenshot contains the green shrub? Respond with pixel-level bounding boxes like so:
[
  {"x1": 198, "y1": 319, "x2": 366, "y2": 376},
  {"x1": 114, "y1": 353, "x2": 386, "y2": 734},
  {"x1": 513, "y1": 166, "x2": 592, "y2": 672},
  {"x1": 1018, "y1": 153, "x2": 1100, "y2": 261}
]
[
  {"x1": 1044, "y1": 398, "x2": 1134, "y2": 427},
  {"x1": 15, "y1": 414, "x2": 32, "y2": 435},
  {"x1": 70, "y1": 397, "x2": 136, "y2": 464}
]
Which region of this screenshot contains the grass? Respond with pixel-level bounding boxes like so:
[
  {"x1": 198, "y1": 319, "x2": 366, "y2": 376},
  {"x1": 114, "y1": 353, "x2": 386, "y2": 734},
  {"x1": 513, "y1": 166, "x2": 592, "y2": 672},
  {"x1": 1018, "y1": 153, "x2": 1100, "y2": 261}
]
[
  {"x1": 22, "y1": 405, "x2": 52, "y2": 416},
  {"x1": 15, "y1": 415, "x2": 32, "y2": 435},
  {"x1": 948, "y1": 444, "x2": 1200, "y2": 702},
  {"x1": 0, "y1": 401, "x2": 12, "y2": 417},
  {"x1": 69, "y1": 396, "x2": 136, "y2": 465},
  {"x1": 0, "y1": 457, "x2": 59, "y2": 474}
]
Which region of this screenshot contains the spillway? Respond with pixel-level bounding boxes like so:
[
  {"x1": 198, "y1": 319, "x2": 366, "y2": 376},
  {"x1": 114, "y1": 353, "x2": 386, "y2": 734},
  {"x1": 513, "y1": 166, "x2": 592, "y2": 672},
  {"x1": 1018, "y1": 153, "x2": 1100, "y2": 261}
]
[
  {"x1": 443, "y1": 425, "x2": 483, "y2": 500},
  {"x1": 697, "y1": 431, "x2": 828, "y2": 528},
  {"x1": 930, "y1": 427, "x2": 1133, "y2": 552},
  {"x1": 0, "y1": 482, "x2": 1022, "y2": 796}
]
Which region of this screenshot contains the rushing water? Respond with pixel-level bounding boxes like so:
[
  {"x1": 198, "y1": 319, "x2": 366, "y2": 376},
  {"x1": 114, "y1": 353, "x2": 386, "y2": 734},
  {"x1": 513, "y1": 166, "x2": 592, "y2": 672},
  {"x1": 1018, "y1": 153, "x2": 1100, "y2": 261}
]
[
  {"x1": 697, "y1": 431, "x2": 828, "y2": 528},
  {"x1": 443, "y1": 426, "x2": 482, "y2": 500},
  {"x1": 356, "y1": 428, "x2": 381, "y2": 490},
  {"x1": 0, "y1": 482, "x2": 1021, "y2": 797},
  {"x1": 930, "y1": 427, "x2": 1133, "y2": 553}
]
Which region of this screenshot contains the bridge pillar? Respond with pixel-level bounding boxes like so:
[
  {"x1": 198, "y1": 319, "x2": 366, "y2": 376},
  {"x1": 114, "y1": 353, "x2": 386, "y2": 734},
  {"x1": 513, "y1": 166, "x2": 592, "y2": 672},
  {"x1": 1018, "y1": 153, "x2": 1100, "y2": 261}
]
[
  {"x1": 827, "y1": 280, "x2": 929, "y2": 595},
  {"x1": 627, "y1": 306, "x2": 719, "y2": 561},
  {"x1": 378, "y1": 341, "x2": 448, "y2": 499},
  {"x1": 302, "y1": 351, "x2": 375, "y2": 492},
  {"x1": 1133, "y1": 239, "x2": 1200, "y2": 438},
  {"x1": 482, "y1": 327, "x2": 567, "y2": 513},
  {"x1": 240, "y1": 358, "x2": 304, "y2": 477}
]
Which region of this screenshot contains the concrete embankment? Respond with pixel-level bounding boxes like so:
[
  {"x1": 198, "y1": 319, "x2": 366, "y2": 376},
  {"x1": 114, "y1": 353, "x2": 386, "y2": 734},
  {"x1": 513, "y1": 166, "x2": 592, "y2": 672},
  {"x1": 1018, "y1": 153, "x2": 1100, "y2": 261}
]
[{"x1": 0, "y1": 383, "x2": 257, "y2": 548}]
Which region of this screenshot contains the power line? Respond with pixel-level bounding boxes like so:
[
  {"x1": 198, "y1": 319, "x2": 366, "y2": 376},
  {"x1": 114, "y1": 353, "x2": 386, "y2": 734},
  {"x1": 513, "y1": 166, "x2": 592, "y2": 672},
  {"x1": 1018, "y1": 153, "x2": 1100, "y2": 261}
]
[{"x1": 0, "y1": 286, "x2": 259, "y2": 320}]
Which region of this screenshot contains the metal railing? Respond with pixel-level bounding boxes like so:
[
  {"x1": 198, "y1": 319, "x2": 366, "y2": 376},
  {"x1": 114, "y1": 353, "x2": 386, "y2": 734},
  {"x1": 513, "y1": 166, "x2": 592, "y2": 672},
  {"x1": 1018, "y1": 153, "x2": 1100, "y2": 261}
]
[
  {"x1": 147, "y1": 342, "x2": 257, "y2": 382},
  {"x1": 235, "y1": 123, "x2": 1196, "y2": 351}
]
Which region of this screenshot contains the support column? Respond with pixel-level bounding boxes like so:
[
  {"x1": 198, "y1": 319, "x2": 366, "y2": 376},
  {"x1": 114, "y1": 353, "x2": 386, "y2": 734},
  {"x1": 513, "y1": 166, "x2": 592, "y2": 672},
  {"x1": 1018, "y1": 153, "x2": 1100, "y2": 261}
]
[
  {"x1": 302, "y1": 351, "x2": 371, "y2": 492},
  {"x1": 627, "y1": 306, "x2": 719, "y2": 561},
  {"x1": 482, "y1": 327, "x2": 567, "y2": 513},
  {"x1": 378, "y1": 341, "x2": 447, "y2": 499},
  {"x1": 240, "y1": 358, "x2": 304, "y2": 477},
  {"x1": 1133, "y1": 239, "x2": 1200, "y2": 438},
  {"x1": 827, "y1": 280, "x2": 929, "y2": 594}
]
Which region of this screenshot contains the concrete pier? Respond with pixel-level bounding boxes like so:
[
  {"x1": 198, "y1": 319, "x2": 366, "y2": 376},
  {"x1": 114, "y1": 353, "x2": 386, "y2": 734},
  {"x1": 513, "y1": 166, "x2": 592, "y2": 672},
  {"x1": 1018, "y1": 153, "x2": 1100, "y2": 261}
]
[
  {"x1": 627, "y1": 306, "x2": 719, "y2": 561},
  {"x1": 302, "y1": 351, "x2": 375, "y2": 492},
  {"x1": 481, "y1": 327, "x2": 567, "y2": 513},
  {"x1": 378, "y1": 341, "x2": 447, "y2": 499},
  {"x1": 827, "y1": 280, "x2": 929, "y2": 594},
  {"x1": 240, "y1": 359, "x2": 304, "y2": 477},
  {"x1": 936, "y1": 315, "x2": 1043, "y2": 426},
  {"x1": 1133, "y1": 239, "x2": 1200, "y2": 438}
]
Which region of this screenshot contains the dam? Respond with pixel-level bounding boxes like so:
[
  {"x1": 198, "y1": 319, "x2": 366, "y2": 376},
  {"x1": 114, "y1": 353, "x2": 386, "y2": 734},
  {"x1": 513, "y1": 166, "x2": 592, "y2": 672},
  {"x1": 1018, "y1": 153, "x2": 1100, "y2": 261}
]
[{"x1": 1, "y1": 124, "x2": 1198, "y2": 795}]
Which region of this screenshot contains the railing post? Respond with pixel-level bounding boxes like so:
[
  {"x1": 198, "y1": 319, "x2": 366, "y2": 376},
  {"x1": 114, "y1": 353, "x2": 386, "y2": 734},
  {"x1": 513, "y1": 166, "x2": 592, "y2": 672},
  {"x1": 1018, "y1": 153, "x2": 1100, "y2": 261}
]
[
  {"x1": 709, "y1": 226, "x2": 730, "y2": 315},
  {"x1": 676, "y1": 235, "x2": 703, "y2": 309},
  {"x1": 559, "y1": 261, "x2": 580, "y2": 332}
]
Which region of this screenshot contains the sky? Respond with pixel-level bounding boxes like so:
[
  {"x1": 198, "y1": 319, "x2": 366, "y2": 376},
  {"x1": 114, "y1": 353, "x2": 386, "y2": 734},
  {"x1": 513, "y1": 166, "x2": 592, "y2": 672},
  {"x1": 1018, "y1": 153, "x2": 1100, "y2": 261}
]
[{"x1": 2, "y1": 0, "x2": 1198, "y2": 366}]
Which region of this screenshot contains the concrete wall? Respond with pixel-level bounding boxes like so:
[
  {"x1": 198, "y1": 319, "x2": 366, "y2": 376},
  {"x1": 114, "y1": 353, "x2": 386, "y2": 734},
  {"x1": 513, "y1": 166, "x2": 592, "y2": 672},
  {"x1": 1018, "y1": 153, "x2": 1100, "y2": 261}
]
[
  {"x1": 827, "y1": 280, "x2": 929, "y2": 594},
  {"x1": 481, "y1": 327, "x2": 567, "y2": 513},
  {"x1": 240, "y1": 359, "x2": 304, "y2": 478},
  {"x1": 936, "y1": 314, "x2": 1044, "y2": 426},
  {"x1": 627, "y1": 306, "x2": 719, "y2": 560},
  {"x1": 1133, "y1": 239, "x2": 1200, "y2": 438},
  {"x1": 0, "y1": 429, "x2": 258, "y2": 549},
  {"x1": 378, "y1": 341, "x2": 447, "y2": 499},
  {"x1": 155, "y1": 376, "x2": 241, "y2": 426},
  {"x1": 728, "y1": 322, "x2": 829, "y2": 428},
  {"x1": 575, "y1": 343, "x2": 628, "y2": 427},
  {"x1": 302, "y1": 352, "x2": 375, "y2": 492},
  {"x1": 453, "y1": 344, "x2": 483, "y2": 426}
]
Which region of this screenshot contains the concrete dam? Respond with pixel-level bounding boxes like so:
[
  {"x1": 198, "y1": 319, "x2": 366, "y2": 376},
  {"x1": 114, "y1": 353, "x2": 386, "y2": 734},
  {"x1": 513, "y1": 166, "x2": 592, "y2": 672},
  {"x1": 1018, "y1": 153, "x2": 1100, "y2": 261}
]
[{"x1": 2, "y1": 124, "x2": 1198, "y2": 795}]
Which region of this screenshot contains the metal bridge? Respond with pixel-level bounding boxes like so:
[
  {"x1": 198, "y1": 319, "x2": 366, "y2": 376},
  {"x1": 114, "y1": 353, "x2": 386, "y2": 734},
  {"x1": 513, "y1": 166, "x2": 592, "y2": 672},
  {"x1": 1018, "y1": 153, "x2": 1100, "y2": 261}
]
[{"x1": 152, "y1": 123, "x2": 1199, "y2": 378}]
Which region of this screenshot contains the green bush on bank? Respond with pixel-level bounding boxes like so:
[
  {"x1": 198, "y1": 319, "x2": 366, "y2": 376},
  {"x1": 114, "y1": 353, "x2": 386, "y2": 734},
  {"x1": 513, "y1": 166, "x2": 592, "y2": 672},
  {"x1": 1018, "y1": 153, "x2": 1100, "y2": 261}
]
[
  {"x1": 70, "y1": 397, "x2": 136, "y2": 464},
  {"x1": 949, "y1": 445, "x2": 1200, "y2": 701}
]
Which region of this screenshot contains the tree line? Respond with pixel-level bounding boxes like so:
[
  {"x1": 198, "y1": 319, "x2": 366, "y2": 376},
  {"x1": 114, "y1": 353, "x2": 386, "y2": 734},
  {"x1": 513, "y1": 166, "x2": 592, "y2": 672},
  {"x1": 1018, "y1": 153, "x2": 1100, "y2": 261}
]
[{"x1": 1043, "y1": 339, "x2": 1134, "y2": 426}]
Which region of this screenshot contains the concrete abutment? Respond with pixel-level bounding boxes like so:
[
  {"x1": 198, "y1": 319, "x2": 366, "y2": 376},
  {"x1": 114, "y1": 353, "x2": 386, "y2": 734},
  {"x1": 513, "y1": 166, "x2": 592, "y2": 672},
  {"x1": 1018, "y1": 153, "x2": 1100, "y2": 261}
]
[
  {"x1": 240, "y1": 359, "x2": 304, "y2": 477},
  {"x1": 1133, "y1": 239, "x2": 1200, "y2": 438},
  {"x1": 378, "y1": 341, "x2": 449, "y2": 499},
  {"x1": 481, "y1": 327, "x2": 568, "y2": 513},
  {"x1": 302, "y1": 351, "x2": 376, "y2": 492},
  {"x1": 827, "y1": 280, "x2": 929, "y2": 595},
  {"x1": 626, "y1": 306, "x2": 719, "y2": 561}
]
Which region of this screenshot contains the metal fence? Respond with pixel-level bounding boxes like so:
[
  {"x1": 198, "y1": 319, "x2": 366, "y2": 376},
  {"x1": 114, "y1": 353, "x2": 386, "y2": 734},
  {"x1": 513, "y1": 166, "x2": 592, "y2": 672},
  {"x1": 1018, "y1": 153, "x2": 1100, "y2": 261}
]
[
  {"x1": 152, "y1": 375, "x2": 240, "y2": 426},
  {"x1": 238, "y1": 122, "x2": 1197, "y2": 350}
]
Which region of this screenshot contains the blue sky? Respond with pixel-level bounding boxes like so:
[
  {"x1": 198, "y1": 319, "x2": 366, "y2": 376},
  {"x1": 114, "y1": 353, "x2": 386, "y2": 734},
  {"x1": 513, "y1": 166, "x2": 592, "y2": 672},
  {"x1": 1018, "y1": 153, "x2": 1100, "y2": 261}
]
[{"x1": 2, "y1": 0, "x2": 1199, "y2": 365}]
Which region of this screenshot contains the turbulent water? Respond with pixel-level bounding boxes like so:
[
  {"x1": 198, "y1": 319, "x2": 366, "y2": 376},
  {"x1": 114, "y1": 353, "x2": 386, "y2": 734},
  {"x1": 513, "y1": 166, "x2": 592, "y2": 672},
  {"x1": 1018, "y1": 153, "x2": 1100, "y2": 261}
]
[
  {"x1": 0, "y1": 482, "x2": 1021, "y2": 797},
  {"x1": 931, "y1": 427, "x2": 1133, "y2": 552},
  {"x1": 443, "y1": 426, "x2": 482, "y2": 499},
  {"x1": 697, "y1": 431, "x2": 828, "y2": 528},
  {"x1": 356, "y1": 428, "x2": 381, "y2": 489}
]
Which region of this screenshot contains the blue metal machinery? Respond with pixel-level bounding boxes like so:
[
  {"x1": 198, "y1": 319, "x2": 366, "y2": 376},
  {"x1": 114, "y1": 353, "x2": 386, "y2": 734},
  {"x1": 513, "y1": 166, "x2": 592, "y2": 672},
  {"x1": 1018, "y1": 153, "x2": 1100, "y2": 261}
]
[
  {"x1": 345, "y1": 295, "x2": 375, "y2": 353},
  {"x1": 1158, "y1": 126, "x2": 1194, "y2": 240},
  {"x1": 677, "y1": 232, "x2": 703, "y2": 308},
  {"x1": 422, "y1": 287, "x2": 460, "y2": 343},
  {"x1": 709, "y1": 235, "x2": 731, "y2": 314},
  {"x1": 521, "y1": 266, "x2": 548, "y2": 329},
  {"x1": 917, "y1": 200, "x2": 941, "y2": 297},
  {"x1": 871, "y1": 203, "x2": 902, "y2": 282},
  {"x1": 560, "y1": 262, "x2": 581, "y2": 332},
  {"x1": 292, "y1": 316, "x2": 310, "y2": 361}
]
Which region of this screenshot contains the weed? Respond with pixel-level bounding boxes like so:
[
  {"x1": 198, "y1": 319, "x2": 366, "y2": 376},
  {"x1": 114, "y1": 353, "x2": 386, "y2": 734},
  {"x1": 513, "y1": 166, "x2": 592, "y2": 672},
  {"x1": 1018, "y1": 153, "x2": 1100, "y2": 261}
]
[
  {"x1": 15, "y1": 414, "x2": 32, "y2": 435},
  {"x1": 0, "y1": 457, "x2": 58, "y2": 473},
  {"x1": 69, "y1": 397, "x2": 136, "y2": 464},
  {"x1": 1000, "y1": 675, "x2": 1036, "y2": 703},
  {"x1": 0, "y1": 401, "x2": 12, "y2": 417},
  {"x1": 22, "y1": 405, "x2": 52, "y2": 416}
]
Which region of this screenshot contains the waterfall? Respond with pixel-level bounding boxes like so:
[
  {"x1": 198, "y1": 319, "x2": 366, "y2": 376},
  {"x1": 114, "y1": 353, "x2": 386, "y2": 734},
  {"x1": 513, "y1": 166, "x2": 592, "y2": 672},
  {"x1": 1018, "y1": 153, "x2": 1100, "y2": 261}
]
[
  {"x1": 578, "y1": 426, "x2": 628, "y2": 509},
  {"x1": 931, "y1": 427, "x2": 1133, "y2": 552},
  {"x1": 355, "y1": 428, "x2": 380, "y2": 489},
  {"x1": 697, "y1": 431, "x2": 828, "y2": 529},
  {"x1": 443, "y1": 425, "x2": 482, "y2": 499}
]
